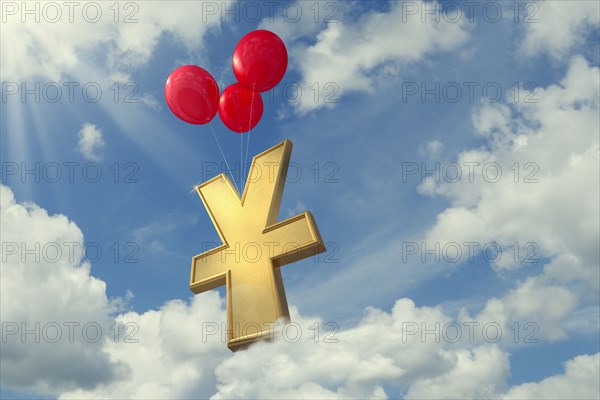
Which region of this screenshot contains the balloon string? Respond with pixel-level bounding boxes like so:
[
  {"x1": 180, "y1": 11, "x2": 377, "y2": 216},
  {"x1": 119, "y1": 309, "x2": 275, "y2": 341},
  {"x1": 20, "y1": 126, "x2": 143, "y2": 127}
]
[{"x1": 209, "y1": 121, "x2": 240, "y2": 193}]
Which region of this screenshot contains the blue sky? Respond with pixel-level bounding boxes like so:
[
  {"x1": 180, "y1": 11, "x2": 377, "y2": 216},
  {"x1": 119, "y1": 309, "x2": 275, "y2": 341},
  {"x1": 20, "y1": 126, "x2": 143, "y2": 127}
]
[{"x1": 1, "y1": 1, "x2": 599, "y2": 398}]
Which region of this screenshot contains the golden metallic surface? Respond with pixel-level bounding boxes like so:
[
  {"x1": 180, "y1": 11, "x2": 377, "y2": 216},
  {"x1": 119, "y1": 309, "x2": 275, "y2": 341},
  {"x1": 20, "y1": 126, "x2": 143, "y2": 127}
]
[{"x1": 190, "y1": 140, "x2": 325, "y2": 351}]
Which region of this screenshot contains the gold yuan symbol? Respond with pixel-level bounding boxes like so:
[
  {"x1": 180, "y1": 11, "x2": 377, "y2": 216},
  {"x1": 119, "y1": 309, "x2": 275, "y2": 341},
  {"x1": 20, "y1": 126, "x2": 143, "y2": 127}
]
[{"x1": 190, "y1": 140, "x2": 325, "y2": 351}]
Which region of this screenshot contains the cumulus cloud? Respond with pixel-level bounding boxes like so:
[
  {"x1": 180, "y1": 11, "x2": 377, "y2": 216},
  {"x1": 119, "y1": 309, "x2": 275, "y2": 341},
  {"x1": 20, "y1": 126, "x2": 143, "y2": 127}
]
[
  {"x1": 1, "y1": 184, "x2": 598, "y2": 398},
  {"x1": 520, "y1": 1, "x2": 600, "y2": 59},
  {"x1": 466, "y1": 276, "x2": 579, "y2": 343},
  {"x1": 76, "y1": 123, "x2": 106, "y2": 161},
  {"x1": 503, "y1": 353, "x2": 600, "y2": 400},
  {"x1": 0, "y1": 183, "x2": 228, "y2": 397},
  {"x1": 421, "y1": 55, "x2": 599, "y2": 271},
  {"x1": 210, "y1": 299, "x2": 510, "y2": 399},
  {"x1": 0, "y1": 184, "x2": 117, "y2": 394},
  {"x1": 2, "y1": 1, "x2": 598, "y2": 398},
  {"x1": 405, "y1": 346, "x2": 510, "y2": 399},
  {"x1": 0, "y1": 183, "x2": 461, "y2": 397},
  {"x1": 418, "y1": 56, "x2": 599, "y2": 343},
  {"x1": 260, "y1": 1, "x2": 469, "y2": 113},
  {"x1": 59, "y1": 293, "x2": 230, "y2": 400},
  {"x1": 1, "y1": 1, "x2": 231, "y2": 81}
]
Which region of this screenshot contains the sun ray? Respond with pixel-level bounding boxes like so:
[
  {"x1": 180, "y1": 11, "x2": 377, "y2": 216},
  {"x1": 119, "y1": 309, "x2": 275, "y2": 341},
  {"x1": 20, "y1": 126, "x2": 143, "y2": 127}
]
[{"x1": 1, "y1": 94, "x2": 34, "y2": 200}]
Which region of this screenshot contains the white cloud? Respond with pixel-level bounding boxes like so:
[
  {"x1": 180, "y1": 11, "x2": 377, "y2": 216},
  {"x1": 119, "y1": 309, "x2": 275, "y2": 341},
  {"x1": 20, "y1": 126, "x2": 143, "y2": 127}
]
[
  {"x1": 210, "y1": 299, "x2": 508, "y2": 399},
  {"x1": 76, "y1": 123, "x2": 106, "y2": 161},
  {"x1": 520, "y1": 1, "x2": 600, "y2": 59},
  {"x1": 418, "y1": 56, "x2": 599, "y2": 345},
  {"x1": 503, "y1": 353, "x2": 600, "y2": 400},
  {"x1": 0, "y1": 183, "x2": 228, "y2": 397},
  {"x1": 0, "y1": 185, "x2": 503, "y2": 397},
  {"x1": 56, "y1": 293, "x2": 480, "y2": 399},
  {"x1": 59, "y1": 293, "x2": 230, "y2": 400},
  {"x1": 257, "y1": 1, "x2": 326, "y2": 44},
  {"x1": 0, "y1": 184, "x2": 117, "y2": 394},
  {"x1": 405, "y1": 346, "x2": 509, "y2": 399},
  {"x1": 466, "y1": 276, "x2": 578, "y2": 343},
  {"x1": 1, "y1": 184, "x2": 597, "y2": 398},
  {"x1": 2, "y1": 1, "x2": 598, "y2": 397},
  {"x1": 421, "y1": 55, "x2": 599, "y2": 272},
  {"x1": 260, "y1": 1, "x2": 469, "y2": 113},
  {"x1": 1, "y1": 1, "x2": 231, "y2": 81}
]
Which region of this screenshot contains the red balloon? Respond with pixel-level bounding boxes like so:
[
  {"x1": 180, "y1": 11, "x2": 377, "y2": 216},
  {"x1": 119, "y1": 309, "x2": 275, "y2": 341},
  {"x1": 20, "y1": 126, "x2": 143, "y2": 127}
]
[
  {"x1": 165, "y1": 65, "x2": 219, "y2": 124},
  {"x1": 218, "y1": 83, "x2": 263, "y2": 133},
  {"x1": 233, "y1": 30, "x2": 288, "y2": 93}
]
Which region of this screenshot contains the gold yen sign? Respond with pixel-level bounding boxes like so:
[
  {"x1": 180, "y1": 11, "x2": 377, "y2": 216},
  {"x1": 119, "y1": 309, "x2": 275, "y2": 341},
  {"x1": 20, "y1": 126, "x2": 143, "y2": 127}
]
[{"x1": 190, "y1": 140, "x2": 325, "y2": 351}]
